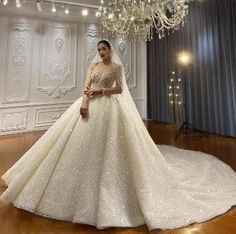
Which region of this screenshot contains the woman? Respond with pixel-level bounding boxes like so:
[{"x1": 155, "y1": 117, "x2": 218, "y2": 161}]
[{"x1": 0, "y1": 40, "x2": 236, "y2": 231}]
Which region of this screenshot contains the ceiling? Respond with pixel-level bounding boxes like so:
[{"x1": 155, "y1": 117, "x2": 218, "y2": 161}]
[{"x1": 0, "y1": 0, "x2": 102, "y2": 21}]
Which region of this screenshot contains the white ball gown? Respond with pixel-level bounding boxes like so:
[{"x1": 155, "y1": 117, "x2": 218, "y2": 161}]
[{"x1": 0, "y1": 63, "x2": 236, "y2": 231}]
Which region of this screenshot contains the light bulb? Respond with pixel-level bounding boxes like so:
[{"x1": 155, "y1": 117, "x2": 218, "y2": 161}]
[
  {"x1": 108, "y1": 13, "x2": 113, "y2": 19},
  {"x1": 65, "y1": 6, "x2": 69, "y2": 14},
  {"x1": 177, "y1": 51, "x2": 192, "y2": 66},
  {"x1": 95, "y1": 11, "x2": 101, "y2": 17},
  {"x1": 16, "y1": 0, "x2": 21, "y2": 8},
  {"x1": 82, "y1": 9, "x2": 88, "y2": 16},
  {"x1": 52, "y1": 2, "x2": 56, "y2": 12}
]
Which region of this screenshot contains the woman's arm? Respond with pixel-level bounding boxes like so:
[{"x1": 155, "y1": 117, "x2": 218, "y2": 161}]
[
  {"x1": 81, "y1": 63, "x2": 95, "y2": 103},
  {"x1": 80, "y1": 64, "x2": 95, "y2": 118},
  {"x1": 94, "y1": 86, "x2": 122, "y2": 95}
]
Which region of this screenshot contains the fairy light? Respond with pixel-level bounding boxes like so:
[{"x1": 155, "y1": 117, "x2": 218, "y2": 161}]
[{"x1": 168, "y1": 70, "x2": 182, "y2": 108}]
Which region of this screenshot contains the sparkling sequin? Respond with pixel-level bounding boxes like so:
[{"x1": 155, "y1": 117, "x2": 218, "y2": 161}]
[{"x1": 0, "y1": 66, "x2": 236, "y2": 232}]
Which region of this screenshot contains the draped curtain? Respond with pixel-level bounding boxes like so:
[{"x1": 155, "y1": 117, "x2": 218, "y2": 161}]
[{"x1": 147, "y1": 0, "x2": 236, "y2": 137}]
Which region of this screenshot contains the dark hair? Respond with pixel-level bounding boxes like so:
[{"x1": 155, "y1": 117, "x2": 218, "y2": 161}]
[{"x1": 97, "y1": 40, "x2": 111, "y2": 50}]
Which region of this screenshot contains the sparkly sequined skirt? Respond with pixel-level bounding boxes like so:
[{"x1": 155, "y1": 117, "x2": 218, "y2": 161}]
[{"x1": 1, "y1": 95, "x2": 236, "y2": 231}]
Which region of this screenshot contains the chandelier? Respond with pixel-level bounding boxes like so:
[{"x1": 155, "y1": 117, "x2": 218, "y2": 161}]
[{"x1": 97, "y1": 0, "x2": 192, "y2": 42}]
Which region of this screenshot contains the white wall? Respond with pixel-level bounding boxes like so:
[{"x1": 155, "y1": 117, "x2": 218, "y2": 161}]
[{"x1": 0, "y1": 13, "x2": 147, "y2": 136}]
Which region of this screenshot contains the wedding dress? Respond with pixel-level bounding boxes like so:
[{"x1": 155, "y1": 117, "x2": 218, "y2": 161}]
[{"x1": 1, "y1": 42, "x2": 236, "y2": 231}]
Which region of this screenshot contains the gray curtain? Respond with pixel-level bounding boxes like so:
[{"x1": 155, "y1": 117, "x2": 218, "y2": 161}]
[{"x1": 147, "y1": 0, "x2": 236, "y2": 137}]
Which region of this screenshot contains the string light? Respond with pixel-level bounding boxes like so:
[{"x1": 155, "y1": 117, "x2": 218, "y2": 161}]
[{"x1": 168, "y1": 70, "x2": 182, "y2": 107}]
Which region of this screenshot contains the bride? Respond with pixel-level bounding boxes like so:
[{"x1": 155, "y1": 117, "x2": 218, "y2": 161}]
[{"x1": 0, "y1": 39, "x2": 236, "y2": 231}]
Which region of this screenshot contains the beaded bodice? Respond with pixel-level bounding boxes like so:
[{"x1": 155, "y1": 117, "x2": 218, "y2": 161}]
[
  {"x1": 91, "y1": 70, "x2": 116, "y2": 89},
  {"x1": 90, "y1": 63, "x2": 122, "y2": 90}
]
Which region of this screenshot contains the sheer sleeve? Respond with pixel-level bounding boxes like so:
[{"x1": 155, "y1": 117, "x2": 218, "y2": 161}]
[
  {"x1": 115, "y1": 64, "x2": 123, "y2": 93},
  {"x1": 84, "y1": 63, "x2": 95, "y2": 89},
  {"x1": 81, "y1": 63, "x2": 96, "y2": 100}
]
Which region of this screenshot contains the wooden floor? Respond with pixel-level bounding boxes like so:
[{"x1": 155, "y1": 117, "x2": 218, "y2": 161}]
[{"x1": 0, "y1": 121, "x2": 236, "y2": 234}]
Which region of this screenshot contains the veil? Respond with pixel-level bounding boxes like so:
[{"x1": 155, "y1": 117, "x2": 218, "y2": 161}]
[{"x1": 89, "y1": 40, "x2": 146, "y2": 125}]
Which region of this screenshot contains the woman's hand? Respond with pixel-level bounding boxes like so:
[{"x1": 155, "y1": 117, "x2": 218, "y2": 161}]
[
  {"x1": 82, "y1": 86, "x2": 90, "y2": 96},
  {"x1": 80, "y1": 102, "x2": 89, "y2": 119},
  {"x1": 83, "y1": 87, "x2": 101, "y2": 96}
]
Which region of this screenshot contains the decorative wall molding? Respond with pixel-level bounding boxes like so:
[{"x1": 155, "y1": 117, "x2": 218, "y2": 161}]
[
  {"x1": 34, "y1": 106, "x2": 70, "y2": 127},
  {"x1": 37, "y1": 61, "x2": 74, "y2": 98},
  {"x1": 85, "y1": 28, "x2": 101, "y2": 73},
  {"x1": 118, "y1": 38, "x2": 126, "y2": 56},
  {"x1": 3, "y1": 22, "x2": 33, "y2": 104},
  {"x1": 0, "y1": 16, "x2": 146, "y2": 136},
  {"x1": 113, "y1": 38, "x2": 137, "y2": 90},
  {"x1": 55, "y1": 34, "x2": 64, "y2": 53},
  {"x1": 37, "y1": 22, "x2": 77, "y2": 98},
  {"x1": 0, "y1": 101, "x2": 74, "y2": 109},
  {"x1": 0, "y1": 110, "x2": 28, "y2": 131}
]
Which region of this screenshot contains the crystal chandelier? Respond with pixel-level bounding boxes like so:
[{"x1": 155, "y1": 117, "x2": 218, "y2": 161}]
[{"x1": 97, "y1": 0, "x2": 192, "y2": 42}]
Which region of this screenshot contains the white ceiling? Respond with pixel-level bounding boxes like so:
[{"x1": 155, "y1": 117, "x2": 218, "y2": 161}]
[{"x1": 0, "y1": 0, "x2": 102, "y2": 22}]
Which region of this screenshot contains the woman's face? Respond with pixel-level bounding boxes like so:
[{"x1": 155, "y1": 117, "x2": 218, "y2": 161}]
[{"x1": 97, "y1": 43, "x2": 110, "y2": 60}]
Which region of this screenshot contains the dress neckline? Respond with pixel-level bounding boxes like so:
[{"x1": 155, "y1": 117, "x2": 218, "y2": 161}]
[{"x1": 92, "y1": 62, "x2": 116, "y2": 77}]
